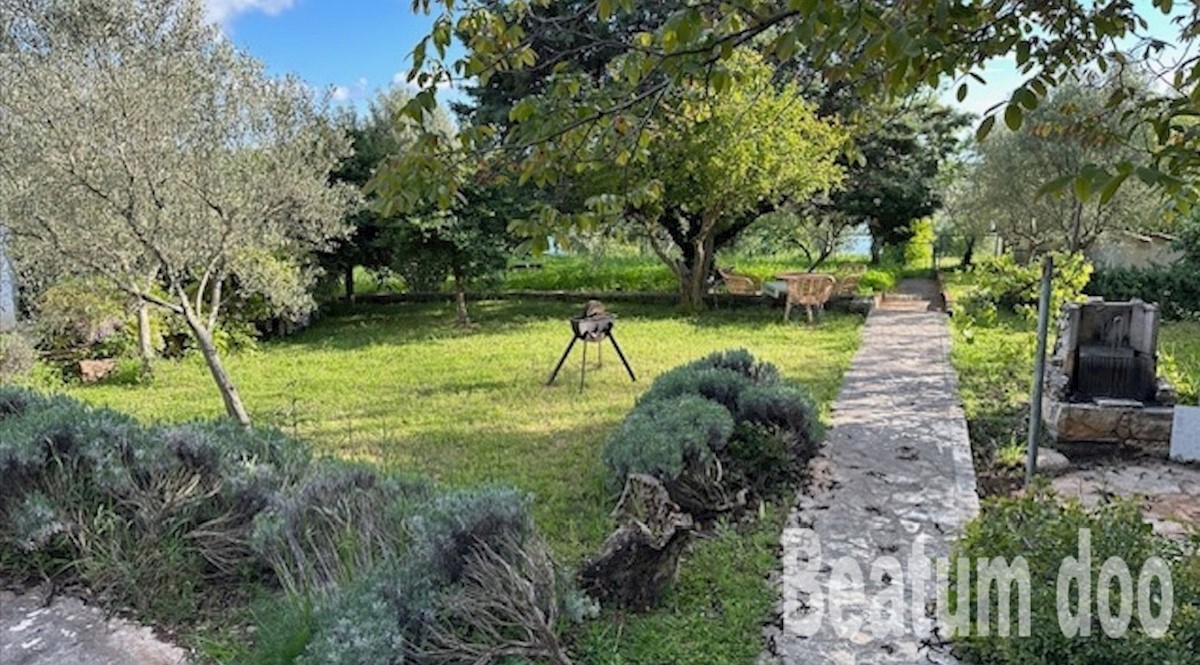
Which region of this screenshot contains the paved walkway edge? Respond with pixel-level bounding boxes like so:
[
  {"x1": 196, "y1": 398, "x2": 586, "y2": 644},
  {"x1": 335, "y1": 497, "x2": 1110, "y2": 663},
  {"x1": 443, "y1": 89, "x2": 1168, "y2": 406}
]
[{"x1": 774, "y1": 306, "x2": 980, "y2": 664}]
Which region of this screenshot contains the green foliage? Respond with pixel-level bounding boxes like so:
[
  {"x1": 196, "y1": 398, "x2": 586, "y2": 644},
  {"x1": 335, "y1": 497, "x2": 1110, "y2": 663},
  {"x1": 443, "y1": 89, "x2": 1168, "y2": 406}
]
[
  {"x1": 250, "y1": 464, "x2": 434, "y2": 597},
  {"x1": 1087, "y1": 265, "x2": 1200, "y2": 322},
  {"x1": 952, "y1": 488, "x2": 1199, "y2": 665},
  {"x1": 636, "y1": 367, "x2": 754, "y2": 413},
  {"x1": 605, "y1": 349, "x2": 824, "y2": 514},
  {"x1": 35, "y1": 278, "x2": 138, "y2": 362},
  {"x1": 904, "y1": 218, "x2": 936, "y2": 269},
  {"x1": 958, "y1": 253, "x2": 1093, "y2": 322},
  {"x1": 963, "y1": 77, "x2": 1162, "y2": 255},
  {"x1": 65, "y1": 300, "x2": 864, "y2": 661},
  {"x1": 503, "y1": 255, "x2": 678, "y2": 292},
  {"x1": 859, "y1": 268, "x2": 898, "y2": 294},
  {"x1": 0, "y1": 330, "x2": 36, "y2": 382},
  {"x1": 1160, "y1": 323, "x2": 1200, "y2": 405},
  {"x1": 0, "y1": 389, "x2": 310, "y2": 620},
  {"x1": 602, "y1": 395, "x2": 734, "y2": 492}
]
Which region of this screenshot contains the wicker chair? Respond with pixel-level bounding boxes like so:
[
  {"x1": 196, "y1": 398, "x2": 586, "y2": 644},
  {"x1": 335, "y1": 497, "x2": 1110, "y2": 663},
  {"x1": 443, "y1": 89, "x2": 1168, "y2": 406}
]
[
  {"x1": 835, "y1": 274, "x2": 861, "y2": 297},
  {"x1": 784, "y1": 274, "x2": 836, "y2": 323},
  {"x1": 717, "y1": 267, "x2": 762, "y2": 296}
]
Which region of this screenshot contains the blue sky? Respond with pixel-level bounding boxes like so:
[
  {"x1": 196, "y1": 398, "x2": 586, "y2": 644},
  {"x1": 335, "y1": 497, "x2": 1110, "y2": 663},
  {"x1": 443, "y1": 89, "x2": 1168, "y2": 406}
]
[{"x1": 209, "y1": 0, "x2": 1189, "y2": 120}]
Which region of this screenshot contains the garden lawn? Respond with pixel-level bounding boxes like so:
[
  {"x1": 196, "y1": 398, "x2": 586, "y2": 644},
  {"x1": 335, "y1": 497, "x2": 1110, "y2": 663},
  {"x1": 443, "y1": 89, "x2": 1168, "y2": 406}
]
[{"x1": 73, "y1": 298, "x2": 863, "y2": 664}]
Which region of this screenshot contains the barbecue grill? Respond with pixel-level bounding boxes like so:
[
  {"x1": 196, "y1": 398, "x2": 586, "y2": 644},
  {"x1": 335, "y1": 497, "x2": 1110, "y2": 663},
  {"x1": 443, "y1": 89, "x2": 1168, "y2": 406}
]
[{"x1": 547, "y1": 301, "x2": 636, "y2": 389}]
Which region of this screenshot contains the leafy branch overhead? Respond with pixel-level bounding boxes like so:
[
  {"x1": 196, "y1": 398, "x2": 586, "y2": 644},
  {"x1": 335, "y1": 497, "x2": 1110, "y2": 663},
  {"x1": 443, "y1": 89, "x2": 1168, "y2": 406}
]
[{"x1": 400, "y1": 0, "x2": 1200, "y2": 208}]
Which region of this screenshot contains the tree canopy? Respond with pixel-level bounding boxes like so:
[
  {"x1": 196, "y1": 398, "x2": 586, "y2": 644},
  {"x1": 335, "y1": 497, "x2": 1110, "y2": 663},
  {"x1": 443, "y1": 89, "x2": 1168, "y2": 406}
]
[
  {"x1": 958, "y1": 76, "x2": 1163, "y2": 258},
  {"x1": 400, "y1": 0, "x2": 1200, "y2": 211},
  {"x1": 0, "y1": 0, "x2": 358, "y2": 425},
  {"x1": 562, "y1": 51, "x2": 846, "y2": 307}
]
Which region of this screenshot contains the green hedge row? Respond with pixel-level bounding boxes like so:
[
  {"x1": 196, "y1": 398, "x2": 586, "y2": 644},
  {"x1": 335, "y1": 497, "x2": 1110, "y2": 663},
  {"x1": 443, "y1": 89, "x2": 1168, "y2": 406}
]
[
  {"x1": 1086, "y1": 264, "x2": 1200, "y2": 322},
  {"x1": 0, "y1": 387, "x2": 585, "y2": 663}
]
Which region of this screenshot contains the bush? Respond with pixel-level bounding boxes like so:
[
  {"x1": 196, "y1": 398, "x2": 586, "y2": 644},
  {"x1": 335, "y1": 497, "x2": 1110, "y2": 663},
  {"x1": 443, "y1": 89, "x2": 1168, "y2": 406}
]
[
  {"x1": 683, "y1": 348, "x2": 781, "y2": 385},
  {"x1": 859, "y1": 268, "x2": 897, "y2": 294},
  {"x1": 0, "y1": 330, "x2": 36, "y2": 382},
  {"x1": 904, "y1": 218, "x2": 936, "y2": 269},
  {"x1": 958, "y1": 252, "x2": 1093, "y2": 321},
  {"x1": 606, "y1": 350, "x2": 825, "y2": 516},
  {"x1": 0, "y1": 390, "x2": 311, "y2": 619},
  {"x1": 602, "y1": 395, "x2": 734, "y2": 493},
  {"x1": 1086, "y1": 264, "x2": 1200, "y2": 322},
  {"x1": 636, "y1": 366, "x2": 754, "y2": 413},
  {"x1": 952, "y1": 487, "x2": 1199, "y2": 665},
  {"x1": 298, "y1": 485, "x2": 579, "y2": 665},
  {"x1": 720, "y1": 384, "x2": 823, "y2": 496},
  {"x1": 252, "y1": 464, "x2": 433, "y2": 596}
]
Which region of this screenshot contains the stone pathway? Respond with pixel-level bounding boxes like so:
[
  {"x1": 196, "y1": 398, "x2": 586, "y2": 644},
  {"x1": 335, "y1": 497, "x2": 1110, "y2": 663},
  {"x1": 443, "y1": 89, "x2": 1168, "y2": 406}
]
[
  {"x1": 773, "y1": 281, "x2": 980, "y2": 664},
  {"x1": 0, "y1": 590, "x2": 186, "y2": 665},
  {"x1": 1052, "y1": 461, "x2": 1200, "y2": 541}
]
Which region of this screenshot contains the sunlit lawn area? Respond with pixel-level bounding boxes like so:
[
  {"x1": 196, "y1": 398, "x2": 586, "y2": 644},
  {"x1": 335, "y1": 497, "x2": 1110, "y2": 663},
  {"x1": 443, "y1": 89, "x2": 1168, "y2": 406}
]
[{"x1": 73, "y1": 298, "x2": 863, "y2": 663}]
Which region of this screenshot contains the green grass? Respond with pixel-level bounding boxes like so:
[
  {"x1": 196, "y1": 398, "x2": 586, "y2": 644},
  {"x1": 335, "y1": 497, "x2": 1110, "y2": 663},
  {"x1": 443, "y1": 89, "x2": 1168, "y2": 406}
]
[
  {"x1": 1160, "y1": 321, "x2": 1200, "y2": 404},
  {"x1": 71, "y1": 298, "x2": 863, "y2": 663},
  {"x1": 503, "y1": 254, "x2": 882, "y2": 293}
]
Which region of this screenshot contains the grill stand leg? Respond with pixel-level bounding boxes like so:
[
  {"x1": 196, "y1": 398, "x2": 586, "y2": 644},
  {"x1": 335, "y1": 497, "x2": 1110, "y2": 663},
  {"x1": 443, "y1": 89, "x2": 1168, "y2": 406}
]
[
  {"x1": 580, "y1": 338, "x2": 588, "y2": 390},
  {"x1": 608, "y1": 334, "x2": 637, "y2": 382},
  {"x1": 546, "y1": 337, "x2": 578, "y2": 386}
]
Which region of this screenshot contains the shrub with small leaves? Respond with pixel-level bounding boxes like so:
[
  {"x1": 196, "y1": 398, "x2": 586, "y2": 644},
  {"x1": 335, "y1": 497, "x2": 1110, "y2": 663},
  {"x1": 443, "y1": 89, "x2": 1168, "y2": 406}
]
[
  {"x1": 683, "y1": 348, "x2": 781, "y2": 385},
  {"x1": 602, "y1": 395, "x2": 734, "y2": 493},
  {"x1": 952, "y1": 487, "x2": 1199, "y2": 665},
  {"x1": 0, "y1": 331, "x2": 36, "y2": 382},
  {"x1": 636, "y1": 366, "x2": 754, "y2": 413}
]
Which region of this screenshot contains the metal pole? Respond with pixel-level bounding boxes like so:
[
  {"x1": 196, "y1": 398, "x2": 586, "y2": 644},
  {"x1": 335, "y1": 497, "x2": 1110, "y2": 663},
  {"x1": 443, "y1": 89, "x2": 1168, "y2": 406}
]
[
  {"x1": 1026, "y1": 255, "x2": 1054, "y2": 485},
  {"x1": 0, "y1": 225, "x2": 16, "y2": 333}
]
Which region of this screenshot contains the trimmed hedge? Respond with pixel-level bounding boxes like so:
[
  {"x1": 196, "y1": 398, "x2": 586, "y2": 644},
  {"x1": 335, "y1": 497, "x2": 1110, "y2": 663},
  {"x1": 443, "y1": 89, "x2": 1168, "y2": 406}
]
[{"x1": 1086, "y1": 264, "x2": 1200, "y2": 322}]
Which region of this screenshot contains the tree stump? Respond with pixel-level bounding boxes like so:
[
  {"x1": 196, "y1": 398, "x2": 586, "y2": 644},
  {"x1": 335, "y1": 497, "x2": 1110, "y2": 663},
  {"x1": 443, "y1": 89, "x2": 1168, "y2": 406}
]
[{"x1": 578, "y1": 474, "x2": 694, "y2": 611}]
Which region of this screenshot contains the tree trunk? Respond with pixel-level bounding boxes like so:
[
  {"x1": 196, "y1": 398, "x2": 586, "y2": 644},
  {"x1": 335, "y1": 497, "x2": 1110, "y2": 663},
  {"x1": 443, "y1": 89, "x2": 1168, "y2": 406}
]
[
  {"x1": 136, "y1": 300, "x2": 154, "y2": 371},
  {"x1": 1068, "y1": 201, "x2": 1084, "y2": 254},
  {"x1": 453, "y1": 270, "x2": 470, "y2": 327},
  {"x1": 961, "y1": 236, "x2": 976, "y2": 268},
  {"x1": 870, "y1": 236, "x2": 883, "y2": 264},
  {"x1": 343, "y1": 266, "x2": 355, "y2": 303},
  {"x1": 179, "y1": 296, "x2": 251, "y2": 427},
  {"x1": 679, "y1": 235, "x2": 715, "y2": 312}
]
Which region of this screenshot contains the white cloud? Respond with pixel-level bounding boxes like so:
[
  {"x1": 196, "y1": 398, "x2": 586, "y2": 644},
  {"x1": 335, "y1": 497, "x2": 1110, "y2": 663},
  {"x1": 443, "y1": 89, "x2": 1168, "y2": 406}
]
[
  {"x1": 330, "y1": 85, "x2": 351, "y2": 102},
  {"x1": 204, "y1": 0, "x2": 297, "y2": 25}
]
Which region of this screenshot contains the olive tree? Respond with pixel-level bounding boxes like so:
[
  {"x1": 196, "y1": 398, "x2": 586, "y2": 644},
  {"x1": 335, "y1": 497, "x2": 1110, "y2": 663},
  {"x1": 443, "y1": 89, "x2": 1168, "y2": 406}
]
[{"x1": 0, "y1": 0, "x2": 358, "y2": 425}]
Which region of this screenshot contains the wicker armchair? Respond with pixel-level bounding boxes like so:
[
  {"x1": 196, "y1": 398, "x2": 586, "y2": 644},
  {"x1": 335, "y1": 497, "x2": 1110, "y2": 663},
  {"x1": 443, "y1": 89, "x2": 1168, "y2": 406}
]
[
  {"x1": 835, "y1": 274, "x2": 861, "y2": 297},
  {"x1": 717, "y1": 267, "x2": 762, "y2": 296},
  {"x1": 783, "y1": 274, "x2": 836, "y2": 323}
]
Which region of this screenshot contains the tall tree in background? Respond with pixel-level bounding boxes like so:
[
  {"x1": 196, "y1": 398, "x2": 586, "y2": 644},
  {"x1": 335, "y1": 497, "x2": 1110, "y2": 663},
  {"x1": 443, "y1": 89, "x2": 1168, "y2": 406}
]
[
  {"x1": 572, "y1": 51, "x2": 846, "y2": 309},
  {"x1": 0, "y1": 0, "x2": 357, "y2": 425},
  {"x1": 828, "y1": 100, "x2": 971, "y2": 262},
  {"x1": 325, "y1": 89, "x2": 455, "y2": 301},
  {"x1": 963, "y1": 76, "x2": 1162, "y2": 258}
]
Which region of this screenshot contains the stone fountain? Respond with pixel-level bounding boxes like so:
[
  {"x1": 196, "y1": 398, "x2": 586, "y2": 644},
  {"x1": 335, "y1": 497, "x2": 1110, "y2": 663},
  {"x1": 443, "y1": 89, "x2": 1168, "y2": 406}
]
[{"x1": 1042, "y1": 299, "x2": 1176, "y2": 453}]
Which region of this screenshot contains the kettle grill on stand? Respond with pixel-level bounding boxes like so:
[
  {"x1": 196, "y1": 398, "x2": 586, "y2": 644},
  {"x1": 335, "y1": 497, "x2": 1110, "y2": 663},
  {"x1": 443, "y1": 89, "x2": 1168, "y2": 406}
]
[{"x1": 546, "y1": 301, "x2": 636, "y2": 390}]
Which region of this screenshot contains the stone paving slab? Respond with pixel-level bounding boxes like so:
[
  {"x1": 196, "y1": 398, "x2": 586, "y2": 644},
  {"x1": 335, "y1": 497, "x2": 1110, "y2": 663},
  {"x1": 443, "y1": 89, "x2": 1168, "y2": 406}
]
[
  {"x1": 775, "y1": 303, "x2": 980, "y2": 664},
  {"x1": 0, "y1": 590, "x2": 186, "y2": 665},
  {"x1": 1052, "y1": 461, "x2": 1200, "y2": 540}
]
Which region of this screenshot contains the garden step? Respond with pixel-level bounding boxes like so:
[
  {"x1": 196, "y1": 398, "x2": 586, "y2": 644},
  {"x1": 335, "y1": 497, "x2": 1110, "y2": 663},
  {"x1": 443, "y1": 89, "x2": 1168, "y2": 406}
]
[{"x1": 771, "y1": 282, "x2": 979, "y2": 664}]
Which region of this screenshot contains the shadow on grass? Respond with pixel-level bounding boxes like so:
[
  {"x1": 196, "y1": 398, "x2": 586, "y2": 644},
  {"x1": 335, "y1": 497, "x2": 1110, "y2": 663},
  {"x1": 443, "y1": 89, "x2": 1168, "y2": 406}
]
[{"x1": 296, "y1": 298, "x2": 864, "y2": 353}]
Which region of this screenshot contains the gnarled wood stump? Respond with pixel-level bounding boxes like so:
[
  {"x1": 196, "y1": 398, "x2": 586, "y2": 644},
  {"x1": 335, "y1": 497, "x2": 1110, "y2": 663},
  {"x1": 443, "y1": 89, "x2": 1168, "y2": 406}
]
[{"x1": 578, "y1": 474, "x2": 694, "y2": 611}]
